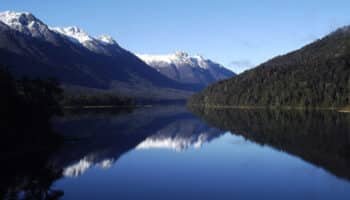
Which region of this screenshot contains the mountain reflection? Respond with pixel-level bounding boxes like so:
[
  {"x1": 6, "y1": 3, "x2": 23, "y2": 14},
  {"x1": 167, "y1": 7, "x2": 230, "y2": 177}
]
[
  {"x1": 136, "y1": 118, "x2": 221, "y2": 151},
  {"x1": 62, "y1": 157, "x2": 114, "y2": 177},
  {"x1": 190, "y1": 107, "x2": 350, "y2": 180},
  {"x1": 51, "y1": 105, "x2": 224, "y2": 177}
]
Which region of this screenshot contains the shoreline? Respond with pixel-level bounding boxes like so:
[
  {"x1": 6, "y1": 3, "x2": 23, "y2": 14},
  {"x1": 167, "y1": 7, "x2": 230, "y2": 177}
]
[
  {"x1": 187, "y1": 104, "x2": 350, "y2": 113},
  {"x1": 63, "y1": 104, "x2": 152, "y2": 109}
]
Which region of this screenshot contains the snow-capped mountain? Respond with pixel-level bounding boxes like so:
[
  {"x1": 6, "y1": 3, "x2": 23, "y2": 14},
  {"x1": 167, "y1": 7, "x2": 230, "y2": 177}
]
[
  {"x1": 0, "y1": 11, "x2": 195, "y2": 99},
  {"x1": 137, "y1": 52, "x2": 235, "y2": 86},
  {"x1": 0, "y1": 11, "x2": 121, "y2": 55},
  {"x1": 98, "y1": 35, "x2": 117, "y2": 45},
  {"x1": 138, "y1": 51, "x2": 214, "y2": 69},
  {"x1": 51, "y1": 26, "x2": 120, "y2": 54},
  {"x1": 0, "y1": 11, "x2": 60, "y2": 44},
  {"x1": 51, "y1": 26, "x2": 94, "y2": 44}
]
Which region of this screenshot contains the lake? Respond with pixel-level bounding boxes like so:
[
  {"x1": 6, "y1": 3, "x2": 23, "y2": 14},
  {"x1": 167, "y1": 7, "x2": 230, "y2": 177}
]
[{"x1": 1, "y1": 105, "x2": 350, "y2": 199}]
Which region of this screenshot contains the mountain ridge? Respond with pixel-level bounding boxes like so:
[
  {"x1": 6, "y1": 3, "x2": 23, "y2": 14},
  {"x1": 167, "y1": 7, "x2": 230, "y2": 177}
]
[
  {"x1": 137, "y1": 51, "x2": 235, "y2": 86},
  {"x1": 0, "y1": 11, "x2": 202, "y2": 100}
]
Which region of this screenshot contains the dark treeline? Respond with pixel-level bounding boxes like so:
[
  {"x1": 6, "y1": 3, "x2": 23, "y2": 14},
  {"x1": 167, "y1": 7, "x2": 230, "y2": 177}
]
[
  {"x1": 190, "y1": 107, "x2": 350, "y2": 180},
  {"x1": 0, "y1": 68, "x2": 64, "y2": 150},
  {"x1": 189, "y1": 28, "x2": 350, "y2": 109},
  {"x1": 63, "y1": 94, "x2": 134, "y2": 107},
  {"x1": 0, "y1": 68, "x2": 65, "y2": 198},
  {"x1": 0, "y1": 65, "x2": 138, "y2": 150}
]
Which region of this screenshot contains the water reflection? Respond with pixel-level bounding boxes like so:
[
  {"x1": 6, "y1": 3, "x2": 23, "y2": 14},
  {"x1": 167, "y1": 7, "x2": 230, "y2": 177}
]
[
  {"x1": 136, "y1": 118, "x2": 221, "y2": 151},
  {"x1": 190, "y1": 107, "x2": 350, "y2": 180},
  {"x1": 0, "y1": 151, "x2": 63, "y2": 199},
  {"x1": 51, "y1": 105, "x2": 224, "y2": 177},
  {"x1": 2, "y1": 106, "x2": 350, "y2": 199}
]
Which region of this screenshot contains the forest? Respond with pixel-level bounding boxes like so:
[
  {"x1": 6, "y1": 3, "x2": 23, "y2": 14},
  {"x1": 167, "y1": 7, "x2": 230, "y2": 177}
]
[
  {"x1": 0, "y1": 68, "x2": 64, "y2": 150},
  {"x1": 189, "y1": 28, "x2": 350, "y2": 109},
  {"x1": 0, "y1": 67, "x2": 135, "y2": 151}
]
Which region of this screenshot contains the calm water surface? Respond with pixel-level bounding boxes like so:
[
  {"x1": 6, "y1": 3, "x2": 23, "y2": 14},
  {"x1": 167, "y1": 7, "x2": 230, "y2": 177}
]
[{"x1": 2, "y1": 105, "x2": 350, "y2": 199}]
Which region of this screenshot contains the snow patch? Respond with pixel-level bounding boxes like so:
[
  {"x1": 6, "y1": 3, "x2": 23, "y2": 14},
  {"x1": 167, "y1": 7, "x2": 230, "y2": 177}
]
[
  {"x1": 137, "y1": 51, "x2": 220, "y2": 69},
  {"x1": 0, "y1": 11, "x2": 120, "y2": 54},
  {"x1": 51, "y1": 26, "x2": 120, "y2": 54},
  {"x1": 136, "y1": 132, "x2": 210, "y2": 151},
  {"x1": 0, "y1": 10, "x2": 51, "y2": 39},
  {"x1": 63, "y1": 157, "x2": 115, "y2": 177},
  {"x1": 51, "y1": 26, "x2": 93, "y2": 44},
  {"x1": 98, "y1": 35, "x2": 117, "y2": 45}
]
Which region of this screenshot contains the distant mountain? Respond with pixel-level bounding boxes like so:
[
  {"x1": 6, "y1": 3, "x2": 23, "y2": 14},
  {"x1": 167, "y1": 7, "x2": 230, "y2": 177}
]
[
  {"x1": 0, "y1": 11, "x2": 198, "y2": 100},
  {"x1": 137, "y1": 52, "x2": 235, "y2": 87},
  {"x1": 189, "y1": 26, "x2": 350, "y2": 109}
]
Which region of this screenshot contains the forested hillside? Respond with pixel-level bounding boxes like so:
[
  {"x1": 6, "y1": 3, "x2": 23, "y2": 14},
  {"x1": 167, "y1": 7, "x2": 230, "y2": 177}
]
[{"x1": 189, "y1": 27, "x2": 350, "y2": 109}]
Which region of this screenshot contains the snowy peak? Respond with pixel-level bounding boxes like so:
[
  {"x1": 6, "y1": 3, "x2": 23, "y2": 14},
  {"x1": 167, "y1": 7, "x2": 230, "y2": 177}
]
[
  {"x1": 0, "y1": 11, "x2": 38, "y2": 28},
  {"x1": 137, "y1": 52, "x2": 186, "y2": 65},
  {"x1": 0, "y1": 11, "x2": 52, "y2": 40},
  {"x1": 51, "y1": 26, "x2": 119, "y2": 54},
  {"x1": 51, "y1": 26, "x2": 93, "y2": 44},
  {"x1": 98, "y1": 35, "x2": 117, "y2": 45},
  {"x1": 0, "y1": 11, "x2": 120, "y2": 54},
  {"x1": 137, "y1": 51, "x2": 221, "y2": 69},
  {"x1": 51, "y1": 27, "x2": 117, "y2": 46},
  {"x1": 137, "y1": 51, "x2": 235, "y2": 85},
  {"x1": 136, "y1": 52, "x2": 181, "y2": 65}
]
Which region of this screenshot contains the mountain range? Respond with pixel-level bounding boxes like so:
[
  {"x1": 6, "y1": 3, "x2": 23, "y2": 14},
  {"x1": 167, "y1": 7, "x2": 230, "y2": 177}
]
[
  {"x1": 0, "y1": 11, "x2": 234, "y2": 100},
  {"x1": 189, "y1": 26, "x2": 350, "y2": 109},
  {"x1": 137, "y1": 52, "x2": 235, "y2": 87}
]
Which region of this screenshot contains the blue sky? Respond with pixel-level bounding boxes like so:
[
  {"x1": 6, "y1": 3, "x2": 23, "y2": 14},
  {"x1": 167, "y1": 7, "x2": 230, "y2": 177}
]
[{"x1": 1, "y1": 0, "x2": 350, "y2": 73}]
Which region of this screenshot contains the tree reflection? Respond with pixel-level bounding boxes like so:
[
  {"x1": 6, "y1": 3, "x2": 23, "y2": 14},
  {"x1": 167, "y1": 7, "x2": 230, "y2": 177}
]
[
  {"x1": 0, "y1": 151, "x2": 64, "y2": 200},
  {"x1": 190, "y1": 107, "x2": 350, "y2": 180}
]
